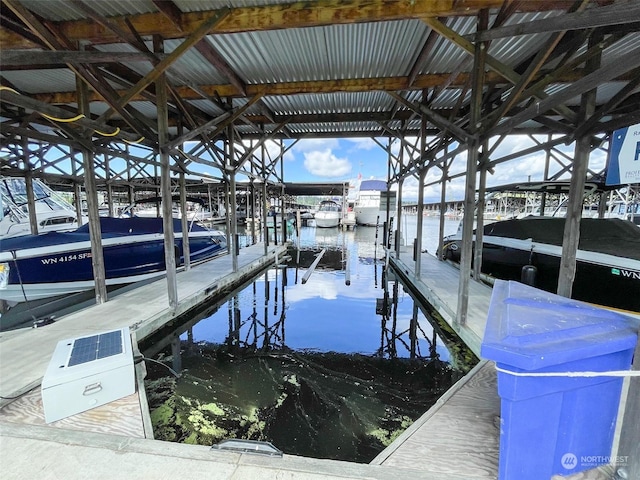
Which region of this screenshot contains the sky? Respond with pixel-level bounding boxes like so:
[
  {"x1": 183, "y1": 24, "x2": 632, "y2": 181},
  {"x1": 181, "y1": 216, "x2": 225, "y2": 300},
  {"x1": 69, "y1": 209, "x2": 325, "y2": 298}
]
[{"x1": 240, "y1": 134, "x2": 609, "y2": 205}]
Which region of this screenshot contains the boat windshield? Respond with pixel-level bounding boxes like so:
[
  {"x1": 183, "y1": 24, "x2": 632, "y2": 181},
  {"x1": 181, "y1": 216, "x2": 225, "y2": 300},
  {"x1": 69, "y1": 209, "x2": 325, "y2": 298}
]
[
  {"x1": 1, "y1": 177, "x2": 76, "y2": 221},
  {"x1": 319, "y1": 202, "x2": 341, "y2": 212}
]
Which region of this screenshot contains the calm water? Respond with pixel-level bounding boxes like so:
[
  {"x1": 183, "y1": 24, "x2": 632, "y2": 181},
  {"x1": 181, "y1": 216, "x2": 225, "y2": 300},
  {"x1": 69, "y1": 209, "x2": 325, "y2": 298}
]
[{"x1": 142, "y1": 215, "x2": 475, "y2": 463}]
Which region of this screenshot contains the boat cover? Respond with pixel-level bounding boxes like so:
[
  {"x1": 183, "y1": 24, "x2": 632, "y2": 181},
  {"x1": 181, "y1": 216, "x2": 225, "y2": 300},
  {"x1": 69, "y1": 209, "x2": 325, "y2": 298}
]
[{"x1": 484, "y1": 217, "x2": 640, "y2": 260}]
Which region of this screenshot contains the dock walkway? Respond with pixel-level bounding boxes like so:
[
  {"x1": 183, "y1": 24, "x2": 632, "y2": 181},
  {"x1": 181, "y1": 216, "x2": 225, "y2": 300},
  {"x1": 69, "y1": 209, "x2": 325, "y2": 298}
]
[
  {"x1": 390, "y1": 248, "x2": 492, "y2": 357},
  {"x1": 384, "y1": 248, "x2": 620, "y2": 480},
  {"x1": 379, "y1": 249, "x2": 500, "y2": 477}
]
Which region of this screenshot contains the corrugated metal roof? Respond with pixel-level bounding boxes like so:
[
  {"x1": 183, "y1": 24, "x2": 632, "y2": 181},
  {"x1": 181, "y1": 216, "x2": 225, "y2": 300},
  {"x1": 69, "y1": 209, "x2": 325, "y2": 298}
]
[
  {"x1": 210, "y1": 20, "x2": 430, "y2": 84},
  {"x1": 17, "y1": 0, "x2": 157, "y2": 21},
  {"x1": 422, "y1": 17, "x2": 476, "y2": 75},
  {"x1": 1, "y1": 0, "x2": 638, "y2": 158},
  {"x1": 286, "y1": 121, "x2": 385, "y2": 135},
  {"x1": 263, "y1": 92, "x2": 395, "y2": 115},
  {"x1": 1, "y1": 68, "x2": 76, "y2": 94},
  {"x1": 164, "y1": 38, "x2": 231, "y2": 86},
  {"x1": 488, "y1": 12, "x2": 557, "y2": 67},
  {"x1": 600, "y1": 33, "x2": 640, "y2": 67}
]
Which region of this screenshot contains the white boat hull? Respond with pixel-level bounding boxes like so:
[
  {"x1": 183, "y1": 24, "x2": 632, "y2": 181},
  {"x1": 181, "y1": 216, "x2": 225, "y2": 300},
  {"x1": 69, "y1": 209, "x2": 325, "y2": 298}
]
[
  {"x1": 355, "y1": 206, "x2": 386, "y2": 226},
  {"x1": 315, "y1": 212, "x2": 340, "y2": 228}
]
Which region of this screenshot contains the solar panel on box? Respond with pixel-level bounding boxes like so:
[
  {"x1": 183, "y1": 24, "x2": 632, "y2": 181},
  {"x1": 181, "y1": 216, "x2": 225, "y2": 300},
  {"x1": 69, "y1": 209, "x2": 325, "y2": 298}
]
[{"x1": 41, "y1": 327, "x2": 135, "y2": 423}]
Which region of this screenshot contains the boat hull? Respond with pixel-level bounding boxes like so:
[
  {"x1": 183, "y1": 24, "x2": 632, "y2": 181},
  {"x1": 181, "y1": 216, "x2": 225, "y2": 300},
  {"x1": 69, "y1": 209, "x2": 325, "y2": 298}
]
[
  {"x1": 314, "y1": 212, "x2": 340, "y2": 228},
  {"x1": 0, "y1": 217, "x2": 226, "y2": 302},
  {"x1": 441, "y1": 217, "x2": 640, "y2": 312},
  {"x1": 355, "y1": 206, "x2": 387, "y2": 226},
  {"x1": 314, "y1": 200, "x2": 341, "y2": 228},
  {"x1": 354, "y1": 182, "x2": 396, "y2": 226}
]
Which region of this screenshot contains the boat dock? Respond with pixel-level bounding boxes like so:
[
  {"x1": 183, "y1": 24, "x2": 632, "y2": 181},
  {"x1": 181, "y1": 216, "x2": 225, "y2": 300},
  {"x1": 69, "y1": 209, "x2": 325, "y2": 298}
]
[
  {"x1": 378, "y1": 248, "x2": 501, "y2": 478},
  {"x1": 0, "y1": 243, "x2": 629, "y2": 479}
]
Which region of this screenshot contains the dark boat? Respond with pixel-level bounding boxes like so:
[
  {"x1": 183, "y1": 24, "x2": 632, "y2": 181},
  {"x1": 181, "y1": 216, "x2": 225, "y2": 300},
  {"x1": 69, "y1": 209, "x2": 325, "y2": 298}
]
[
  {"x1": 0, "y1": 216, "x2": 226, "y2": 303},
  {"x1": 440, "y1": 216, "x2": 640, "y2": 312}
]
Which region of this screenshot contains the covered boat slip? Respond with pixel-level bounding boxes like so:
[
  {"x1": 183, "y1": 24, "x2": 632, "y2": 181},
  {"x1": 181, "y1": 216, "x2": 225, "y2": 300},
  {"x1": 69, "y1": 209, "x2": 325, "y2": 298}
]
[
  {"x1": 1, "y1": 1, "x2": 640, "y2": 478},
  {"x1": 0, "y1": 244, "x2": 512, "y2": 480},
  {"x1": 0, "y1": 244, "x2": 620, "y2": 480}
]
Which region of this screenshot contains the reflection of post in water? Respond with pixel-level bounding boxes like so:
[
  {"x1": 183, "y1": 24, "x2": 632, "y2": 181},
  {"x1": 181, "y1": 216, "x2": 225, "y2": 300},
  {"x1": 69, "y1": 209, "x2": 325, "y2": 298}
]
[
  {"x1": 429, "y1": 329, "x2": 437, "y2": 359},
  {"x1": 279, "y1": 268, "x2": 287, "y2": 347},
  {"x1": 377, "y1": 280, "x2": 398, "y2": 358},
  {"x1": 294, "y1": 247, "x2": 301, "y2": 284},
  {"x1": 374, "y1": 260, "x2": 378, "y2": 288},
  {"x1": 171, "y1": 334, "x2": 182, "y2": 373},
  {"x1": 251, "y1": 282, "x2": 258, "y2": 348},
  {"x1": 410, "y1": 304, "x2": 418, "y2": 360},
  {"x1": 274, "y1": 264, "x2": 279, "y2": 315},
  {"x1": 377, "y1": 278, "x2": 440, "y2": 361},
  {"x1": 390, "y1": 282, "x2": 398, "y2": 358},
  {"x1": 263, "y1": 272, "x2": 270, "y2": 350},
  {"x1": 227, "y1": 298, "x2": 233, "y2": 349},
  {"x1": 199, "y1": 267, "x2": 292, "y2": 355}
]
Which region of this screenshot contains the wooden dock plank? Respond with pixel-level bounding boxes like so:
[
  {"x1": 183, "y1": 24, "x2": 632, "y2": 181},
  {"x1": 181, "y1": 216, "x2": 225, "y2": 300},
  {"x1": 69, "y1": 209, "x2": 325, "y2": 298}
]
[
  {"x1": 0, "y1": 388, "x2": 145, "y2": 438},
  {"x1": 387, "y1": 249, "x2": 629, "y2": 480},
  {"x1": 379, "y1": 250, "x2": 501, "y2": 476},
  {"x1": 373, "y1": 361, "x2": 500, "y2": 478}
]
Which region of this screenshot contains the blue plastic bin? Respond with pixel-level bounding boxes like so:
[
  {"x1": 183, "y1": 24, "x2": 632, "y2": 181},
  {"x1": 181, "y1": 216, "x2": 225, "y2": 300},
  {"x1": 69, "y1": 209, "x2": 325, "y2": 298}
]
[{"x1": 481, "y1": 280, "x2": 637, "y2": 480}]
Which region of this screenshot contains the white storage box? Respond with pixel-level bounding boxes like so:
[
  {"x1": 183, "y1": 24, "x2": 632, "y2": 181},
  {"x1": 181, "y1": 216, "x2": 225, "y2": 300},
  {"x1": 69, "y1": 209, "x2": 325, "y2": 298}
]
[{"x1": 41, "y1": 327, "x2": 135, "y2": 423}]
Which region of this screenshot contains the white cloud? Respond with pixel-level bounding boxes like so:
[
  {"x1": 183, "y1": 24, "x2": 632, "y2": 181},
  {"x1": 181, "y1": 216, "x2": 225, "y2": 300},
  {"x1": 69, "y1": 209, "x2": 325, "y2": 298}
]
[
  {"x1": 286, "y1": 276, "x2": 338, "y2": 302},
  {"x1": 303, "y1": 149, "x2": 352, "y2": 178},
  {"x1": 344, "y1": 137, "x2": 379, "y2": 151},
  {"x1": 399, "y1": 174, "x2": 466, "y2": 204},
  {"x1": 264, "y1": 139, "x2": 295, "y2": 162}
]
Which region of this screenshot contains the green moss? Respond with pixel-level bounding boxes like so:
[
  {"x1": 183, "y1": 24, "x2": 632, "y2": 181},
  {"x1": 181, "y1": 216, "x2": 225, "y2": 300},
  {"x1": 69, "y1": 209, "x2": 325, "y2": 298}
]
[
  {"x1": 150, "y1": 401, "x2": 173, "y2": 424},
  {"x1": 368, "y1": 427, "x2": 393, "y2": 446},
  {"x1": 201, "y1": 403, "x2": 225, "y2": 416}
]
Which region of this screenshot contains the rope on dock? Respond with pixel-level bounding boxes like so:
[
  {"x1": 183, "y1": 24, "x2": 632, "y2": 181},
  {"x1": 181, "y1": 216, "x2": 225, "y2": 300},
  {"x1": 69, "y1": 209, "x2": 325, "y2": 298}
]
[{"x1": 495, "y1": 365, "x2": 640, "y2": 377}]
